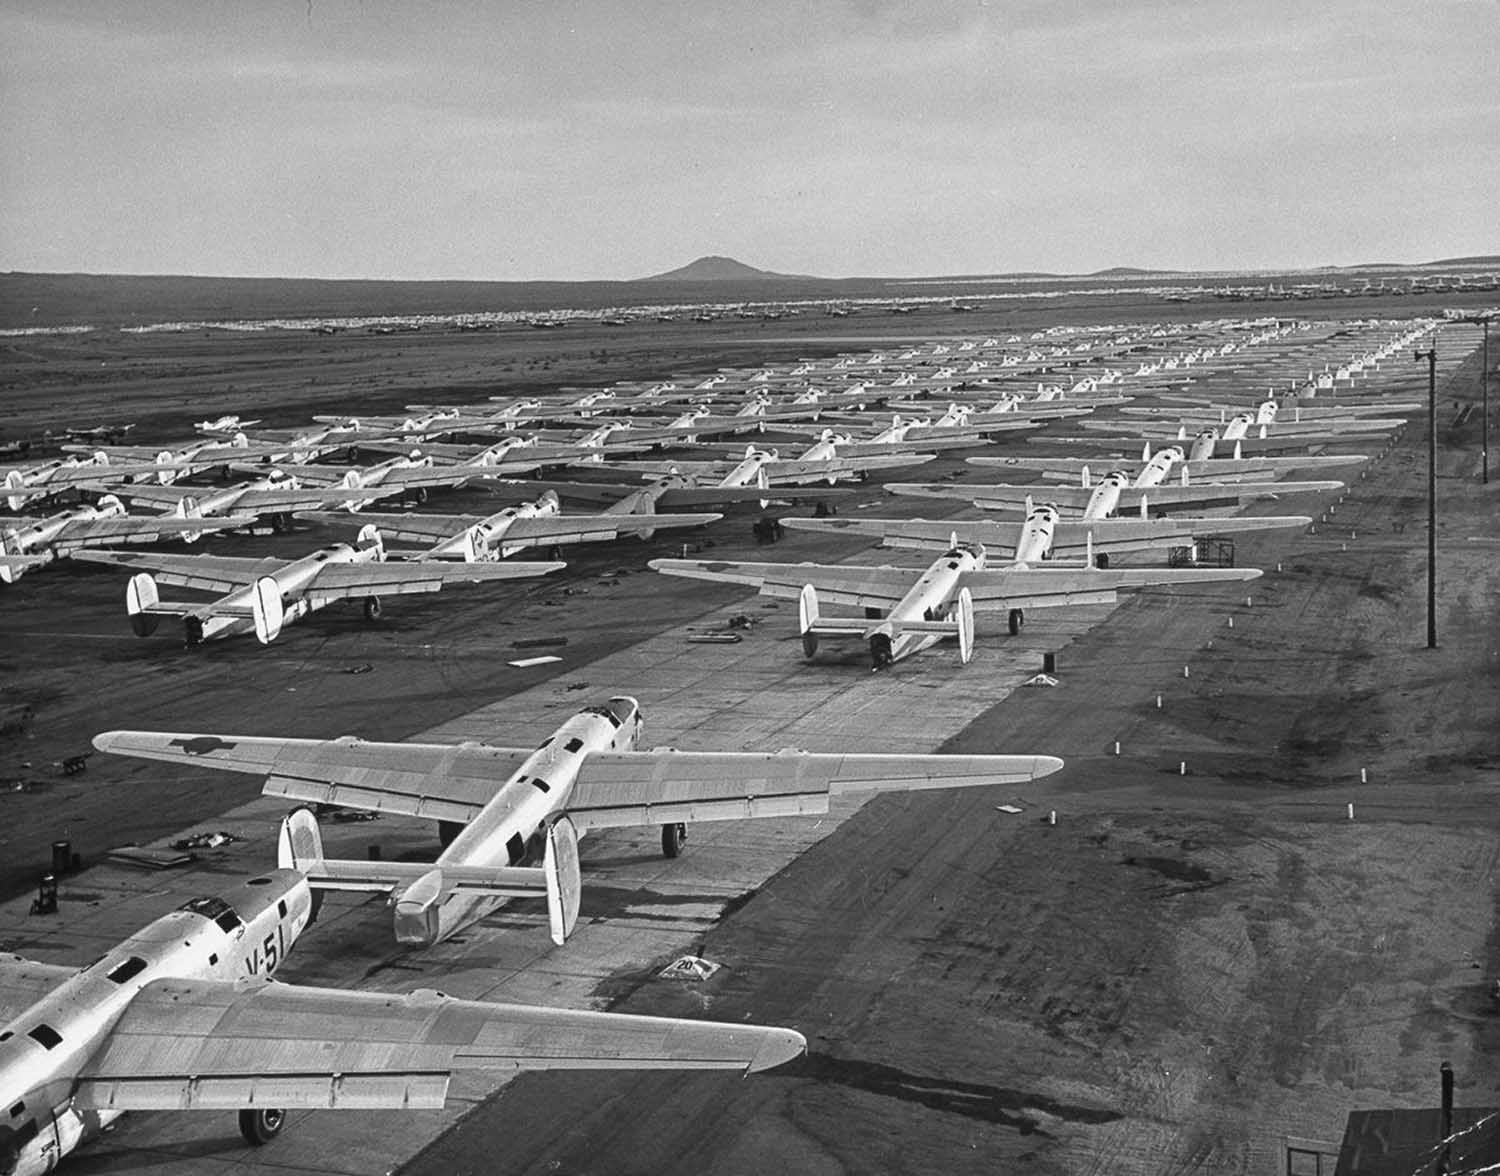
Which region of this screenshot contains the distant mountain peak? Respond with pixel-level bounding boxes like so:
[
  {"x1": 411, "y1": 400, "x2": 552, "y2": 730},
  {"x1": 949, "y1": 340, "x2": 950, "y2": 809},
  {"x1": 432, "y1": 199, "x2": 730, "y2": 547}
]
[{"x1": 641, "y1": 255, "x2": 815, "y2": 281}]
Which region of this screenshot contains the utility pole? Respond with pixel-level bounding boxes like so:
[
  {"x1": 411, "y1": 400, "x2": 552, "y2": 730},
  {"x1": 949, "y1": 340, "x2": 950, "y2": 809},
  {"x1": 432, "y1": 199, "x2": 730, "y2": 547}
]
[
  {"x1": 1460, "y1": 315, "x2": 1491, "y2": 483},
  {"x1": 1415, "y1": 345, "x2": 1438, "y2": 648},
  {"x1": 1483, "y1": 317, "x2": 1491, "y2": 485}
]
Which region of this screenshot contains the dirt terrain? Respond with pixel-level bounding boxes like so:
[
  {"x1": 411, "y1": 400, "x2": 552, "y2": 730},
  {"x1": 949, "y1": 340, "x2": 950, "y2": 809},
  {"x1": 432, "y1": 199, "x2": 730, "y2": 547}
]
[{"x1": 2, "y1": 301, "x2": 1497, "y2": 1174}]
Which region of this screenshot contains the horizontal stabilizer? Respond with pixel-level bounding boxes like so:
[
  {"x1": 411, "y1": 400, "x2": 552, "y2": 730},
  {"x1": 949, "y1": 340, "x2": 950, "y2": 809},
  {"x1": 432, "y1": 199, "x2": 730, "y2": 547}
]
[{"x1": 299, "y1": 858, "x2": 549, "y2": 898}]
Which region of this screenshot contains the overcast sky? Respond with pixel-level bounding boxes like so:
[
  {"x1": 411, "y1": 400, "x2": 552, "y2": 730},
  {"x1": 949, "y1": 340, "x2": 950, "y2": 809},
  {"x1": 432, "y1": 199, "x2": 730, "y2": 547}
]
[{"x1": 1, "y1": 0, "x2": 1495, "y2": 280}]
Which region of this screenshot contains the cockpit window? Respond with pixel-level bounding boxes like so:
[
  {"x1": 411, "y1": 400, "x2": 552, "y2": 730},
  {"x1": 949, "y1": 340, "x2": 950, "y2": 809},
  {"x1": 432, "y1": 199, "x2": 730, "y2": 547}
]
[
  {"x1": 582, "y1": 705, "x2": 622, "y2": 728},
  {"x1": 181, "y1": 895, "x2": 242, "y2": 933}
]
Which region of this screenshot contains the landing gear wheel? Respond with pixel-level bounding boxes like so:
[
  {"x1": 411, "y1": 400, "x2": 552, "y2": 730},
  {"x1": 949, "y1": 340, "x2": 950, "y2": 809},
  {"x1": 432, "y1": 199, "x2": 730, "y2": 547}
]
[
  {"x1": 438, "y1": 820, "x2": 464, "y2": 849},
  {"x1": 1008, "y1": 608, "x2": 1024, "y2": 636},
  {"x1": 661, "y1": 823, "x2": 686, "y2": 858},
  {"x1": 271, "y1": 512, "x2": 292, "y2": 534},
  {"x1": 239, "y1": 1108, "x2": 285, "y2": 1146},
  {"x1": 1094, "y1": 552, "x2": 1110, "y2": 569},
  {"x1": 364, "y1": 596, "x2": 382, "y2": 621}
]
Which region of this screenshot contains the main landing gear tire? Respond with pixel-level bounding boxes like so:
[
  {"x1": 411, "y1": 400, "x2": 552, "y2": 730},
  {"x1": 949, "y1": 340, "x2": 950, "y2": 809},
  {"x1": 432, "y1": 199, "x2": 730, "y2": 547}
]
[
  {"x1": 1094, "y1": 552, "x2": 1110, "y2": 569},
  {"x1": 869, "y1": 633, "x2": 894, "y2": 670},
  {"x1": 438, "y1": 820, "x2": 464, "y2": 849},
  {"x1": 271, "y1": 512, "x2": 293, "y2": 534},
  {"x1": 239, "y1": 1108, "x2": 286, "y2": 1146},
  {"x1": 662, "y1": 823, "x2": 687, "y2": 858},
  {"x1": 364, "y1": 596, "x2": 382, "y2": 621},
  {"x1": 1008, "y1": 608, "x2": 1024, "y2": 636}
]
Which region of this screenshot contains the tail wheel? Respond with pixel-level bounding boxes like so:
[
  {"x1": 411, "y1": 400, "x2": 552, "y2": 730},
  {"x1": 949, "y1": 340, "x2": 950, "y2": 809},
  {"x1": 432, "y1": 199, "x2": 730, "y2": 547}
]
[
  {"x1": 1008, "y1": 609, "x2": 1024, "y2": 636},
  {"x1": 364, "y1": 596, "x2": 382, "y2": 621},
  {"x1": 239, "y1": 1108, "x2": 286, "y2": 1146},
  {"x1": 661, "y1": 823, "x2": 687, "y2": 858}
]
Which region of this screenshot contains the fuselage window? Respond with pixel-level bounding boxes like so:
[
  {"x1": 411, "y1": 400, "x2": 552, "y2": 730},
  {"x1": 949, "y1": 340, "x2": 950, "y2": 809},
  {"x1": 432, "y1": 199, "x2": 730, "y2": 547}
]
[{"x1": 105, "y1": 956, "x2": 148, "y2": 984}]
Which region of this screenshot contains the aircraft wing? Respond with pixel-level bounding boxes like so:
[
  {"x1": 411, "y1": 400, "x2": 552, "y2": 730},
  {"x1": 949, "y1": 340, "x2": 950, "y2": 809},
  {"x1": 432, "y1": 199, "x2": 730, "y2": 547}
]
[
  {"x1": 223, "y1": 486, "x2": 395, "y2": 512},
  {"x1": 564, "y1": 750, "x2": 1065, "y2": 830},
  {"x1": 764, "y1": 453, "x2": 936, "y2": 484},
  {"x1": 1047, "y1": 516, "x2": 1312, "y2": 556},
  {"x1": 0, "y1": 955, "x2": 80, "y2": 1025},
  {"x1": 91, "y1": 731, "x2": 535, "y2": 823},
  {"x1": 71, "y1": 550, "x2": 284, "y2": 593},
  {"x1": 72, "y1": 976, "x2": 805, "y2": 1111},
  {"x1": 505, "y1": 512, "x2": 721, "y2": 543},
  {"x1": 779, "y1": 516, "x2": 1016, "y2": 553},
  {"x1": 886, "y1": 483, "x2": 1094, "y2": 510},
  {"x1": 298, "y1": 511, "x2": 472, "y2": 544},
  {"x1": 301, "y1": 558, "x2": 565, "y2": 601},
  {"x1": 958, "y1": 565, "x2": 1259, "y2": 611},
  {"x1": 649, "y1": 558, "x2": 924, "y2": 609},
  {"x1": 654, "y1": 484, "x2": 850, "y2": 507},
  {"x1": 49, "y1": 515, "x2": 253, "y2": 550}
]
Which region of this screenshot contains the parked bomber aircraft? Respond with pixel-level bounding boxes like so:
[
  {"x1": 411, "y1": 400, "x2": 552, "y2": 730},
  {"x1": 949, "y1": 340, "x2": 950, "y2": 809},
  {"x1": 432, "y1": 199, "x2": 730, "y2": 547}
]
[
  {"x1": 93, "y1": 696, "x2": 1064, "y2": 947},
  {"x1": 888, "y1": 466, "x2": 1345, "y2": 519},
  {"x1": 600, "y1": 442, "x2": 936, "y2": 489},
  {"x1": 468, "y1": 471, "x2": 848, "y2": 523},
  {"x1": 0, "y1": 496, "x2": 252, "y2": 583},
  {"x1": 100, "y1": 470, "x2": 393, "y2": 533},
  {"x1": 966, "y1": 441, "x2": 1368, "y2": 486},
  {"x1": 194, "y1": 414, "x2": 261, "y2": 434},
  {"x1": 983, "y1": 437, "x2": 1369, "y2": 479},
  {"x1": 296, "y1": 490, "x2": 721, "y2": 560},
  {"x1": 649, "y1": 543, "x2": 1259, "y2": 667},
  {"x1": 782, "y1": 503, "x2": 1312, "y2": 566},
  {"x1": 0, "y1": 868, "x2": 803, "y2": 1174},
  {"x1": 74, "y1": 525, "x2": 563, "y2": 644},
  {"x1": 3, "y1": 453, "x2": 196, "y2": 511},
  {"x1": 251, "y1": 450, "x2": 523, "y2": 506}
]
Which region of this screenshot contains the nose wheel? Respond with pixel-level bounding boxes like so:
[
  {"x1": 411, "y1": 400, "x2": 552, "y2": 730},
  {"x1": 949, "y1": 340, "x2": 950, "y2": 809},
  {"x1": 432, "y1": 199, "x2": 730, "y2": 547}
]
[{"x1": 239, "y1": 1107, "x2": 286, "y2": 1146}]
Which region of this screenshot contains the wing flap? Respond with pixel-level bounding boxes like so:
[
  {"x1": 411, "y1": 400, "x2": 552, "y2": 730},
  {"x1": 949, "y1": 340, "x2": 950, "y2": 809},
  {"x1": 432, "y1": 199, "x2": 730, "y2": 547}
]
[{"x1": 76, "y1": 1073, "x2": 451, "y2": 1112}]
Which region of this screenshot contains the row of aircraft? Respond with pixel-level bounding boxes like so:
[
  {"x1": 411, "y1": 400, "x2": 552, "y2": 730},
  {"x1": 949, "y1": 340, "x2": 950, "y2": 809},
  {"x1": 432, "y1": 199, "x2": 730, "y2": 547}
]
[{"x1": 0, "y1": 315, "x2": 1429, "y2": 1172}]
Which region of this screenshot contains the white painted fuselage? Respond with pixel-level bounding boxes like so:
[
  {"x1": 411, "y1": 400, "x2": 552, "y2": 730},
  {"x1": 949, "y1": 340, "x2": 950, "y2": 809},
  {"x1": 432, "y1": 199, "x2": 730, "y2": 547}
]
[
  {"x1": 395, "y1": 697, "x2": 642, "y2": 945},
  {"x1": 0, "y1": 871, "x2": 312, "y2": 1176},
  {"x1": 872, "y1": 543, "x2": 985, "y2": 662}
]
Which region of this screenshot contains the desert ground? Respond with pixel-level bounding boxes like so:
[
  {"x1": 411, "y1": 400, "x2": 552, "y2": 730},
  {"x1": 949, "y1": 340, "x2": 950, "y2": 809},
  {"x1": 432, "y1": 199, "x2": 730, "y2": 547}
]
[{"x1": 2, "y1": 294, "x2": 1497, "y2": 1175}]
